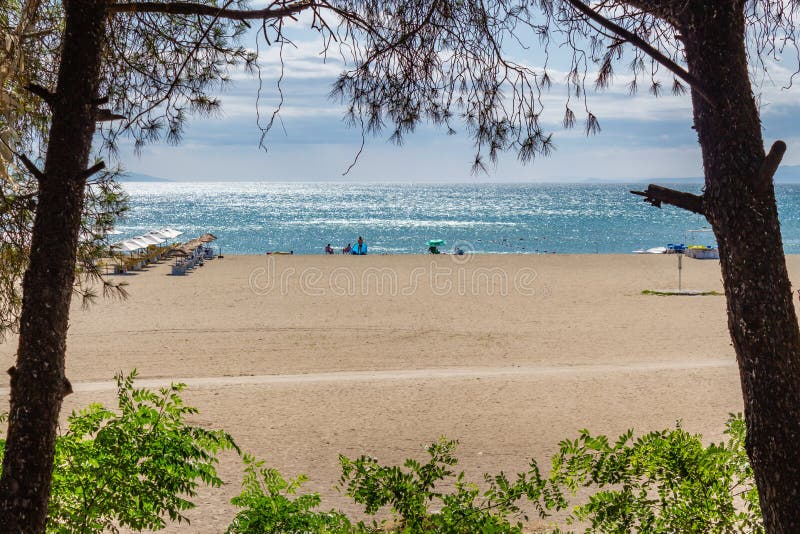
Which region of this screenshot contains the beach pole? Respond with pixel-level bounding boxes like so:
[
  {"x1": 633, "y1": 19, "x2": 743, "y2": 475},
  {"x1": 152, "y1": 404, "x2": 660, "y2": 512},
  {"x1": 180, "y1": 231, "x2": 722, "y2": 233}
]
[{"x1": 678, "y1": 253, "x2": 682, "y2": 291}]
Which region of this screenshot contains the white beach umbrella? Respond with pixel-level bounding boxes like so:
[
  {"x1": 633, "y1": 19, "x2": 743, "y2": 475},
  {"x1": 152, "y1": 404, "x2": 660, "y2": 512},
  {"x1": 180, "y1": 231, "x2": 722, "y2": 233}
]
[
  {"x1": 111, "y1": 240, "x2": 141, "y2": 252},
  {"x1": 127, "y1": 237, "x2": 151, "y2": 248},
  {"x1": 148, "y1": 230, "x2": 172, "y2": 240},
  {"x1": 141, "y1": 232, "x2": 166, "y2": 244},
  {"x1": 135, "y1": 234, "x2": 164, "y2": 246}
]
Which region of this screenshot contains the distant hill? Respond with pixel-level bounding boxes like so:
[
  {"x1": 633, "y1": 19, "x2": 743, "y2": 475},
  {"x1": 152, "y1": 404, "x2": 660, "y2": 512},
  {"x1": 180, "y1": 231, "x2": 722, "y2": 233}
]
[
  {"x1": 622, "y1": 165, "x2": 800, "y2": 184},
  {"x1": 113, "y1": 168, "x2": 800, "y2": 184},
  {"x1": 561, "y1": 176, "x2": 704, "y2": 184},
  {"x1": 656, "y1": 166, "x2": 800, "y2": 184},
  {"x1": 118, "y1": 172, "x2": 171, "y2": 182}
]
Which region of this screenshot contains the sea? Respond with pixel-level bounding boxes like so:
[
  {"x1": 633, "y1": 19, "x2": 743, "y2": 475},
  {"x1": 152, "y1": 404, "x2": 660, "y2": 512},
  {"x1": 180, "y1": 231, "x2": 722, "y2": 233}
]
[{"x1": 116, "y1": 182, "x2": 800, "y2": 255}]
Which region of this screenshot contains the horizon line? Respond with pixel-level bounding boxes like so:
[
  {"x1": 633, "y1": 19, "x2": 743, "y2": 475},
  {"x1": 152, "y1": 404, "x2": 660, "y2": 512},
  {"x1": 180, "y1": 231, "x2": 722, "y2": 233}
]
[{"x1": 120, "y1": 177, "x2": 712, "y2": 184}]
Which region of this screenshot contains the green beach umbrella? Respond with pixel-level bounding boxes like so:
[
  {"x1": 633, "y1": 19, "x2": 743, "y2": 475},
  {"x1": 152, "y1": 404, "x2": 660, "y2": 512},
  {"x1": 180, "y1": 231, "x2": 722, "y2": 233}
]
[{"x1": 427, "y1": 239, "x2": 446, "y2": 247}]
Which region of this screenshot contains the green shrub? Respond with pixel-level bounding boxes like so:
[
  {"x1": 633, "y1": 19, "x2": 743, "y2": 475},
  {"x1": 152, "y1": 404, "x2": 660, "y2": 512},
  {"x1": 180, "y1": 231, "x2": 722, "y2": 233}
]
[
  {"x1": 0, "y1": 375, "x2": 764, "y2": 534},
  {"x1": 539, "y1": 414, "x2": 763, "y2": 533},
  {"x1": 338, "y1": 437, "x2": 548, "y2": 533},
  {"x1": 227, "y1": 438, "x2": 550, "y2": 533},
  {"x1": 226, "y1": 454, "x2": 355, "y2": 533},
  {"x1": 2, "y1": 370, "x2": 237, "y2": 533}
]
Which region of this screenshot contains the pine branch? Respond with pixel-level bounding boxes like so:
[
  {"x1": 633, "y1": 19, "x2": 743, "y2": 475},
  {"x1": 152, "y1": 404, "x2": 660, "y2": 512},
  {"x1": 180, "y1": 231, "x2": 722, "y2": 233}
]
[
  {"x1": 756, "y1": 140, "x2": 786, "y2": 194},
  {"x1": 18, "y1": 154, "x2": 45, "y2": 181},
  {"x1": 564, "y1": 0, "x2": 714, "y2": 106},
  {"x1": 631, "y1": 184, "x2": 705, "y2": 215},
  {"x1": 26, "y1": 83, "x2": 55, "y2": 106},
  {"x1": 81, "y1": 161, "x2": 106, "y2": 180},
  {"x1": 108, "y1": 0, "x2": 314, "y2": 20}
]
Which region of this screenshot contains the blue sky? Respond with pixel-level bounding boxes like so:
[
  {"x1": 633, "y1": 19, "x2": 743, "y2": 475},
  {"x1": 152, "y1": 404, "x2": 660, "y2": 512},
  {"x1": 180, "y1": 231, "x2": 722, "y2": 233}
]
[{"x1": 116, "y1": 19, "x2": 800, "y2": 183}]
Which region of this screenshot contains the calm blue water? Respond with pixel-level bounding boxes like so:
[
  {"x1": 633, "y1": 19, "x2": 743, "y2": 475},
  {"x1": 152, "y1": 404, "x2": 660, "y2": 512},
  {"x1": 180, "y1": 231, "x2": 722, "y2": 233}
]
[{"x1": 116, "y1": 182, "x2": 800, "y2": 254}]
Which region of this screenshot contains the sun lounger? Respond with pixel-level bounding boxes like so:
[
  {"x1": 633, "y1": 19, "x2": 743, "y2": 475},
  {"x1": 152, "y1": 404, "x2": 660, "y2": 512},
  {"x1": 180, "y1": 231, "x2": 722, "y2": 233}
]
[{"x1": 172, "y1": 262, "x2": 186, "y2": 276}]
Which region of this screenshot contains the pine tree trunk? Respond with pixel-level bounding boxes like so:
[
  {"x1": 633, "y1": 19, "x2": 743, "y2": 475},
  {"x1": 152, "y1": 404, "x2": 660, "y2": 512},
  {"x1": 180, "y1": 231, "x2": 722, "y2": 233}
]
[
  {"x1": 682, "y1": 3, "x2": 800, "y2": 530},
  {"x1": 0, "y1": 0, "x2": 105, "y2": 530}
]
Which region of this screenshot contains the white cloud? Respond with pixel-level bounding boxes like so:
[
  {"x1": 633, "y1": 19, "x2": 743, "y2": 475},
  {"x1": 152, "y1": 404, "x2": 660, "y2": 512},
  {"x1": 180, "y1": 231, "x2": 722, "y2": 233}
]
[
  {"x1": 119, "y1": 121, "x2": 704, "y2": 182},
  {"x1": 217, "y1": 93, "x2": 345, "y2": 119},
  {"x1": 116, "y1": 20, "x2": 800, "y2": 182}
]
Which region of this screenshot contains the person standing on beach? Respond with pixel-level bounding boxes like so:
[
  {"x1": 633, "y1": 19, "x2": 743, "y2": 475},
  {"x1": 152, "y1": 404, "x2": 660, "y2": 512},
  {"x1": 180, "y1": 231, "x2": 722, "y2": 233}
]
[{"x1": 351, "y1": 236, "x2": 368, "y2": 255}]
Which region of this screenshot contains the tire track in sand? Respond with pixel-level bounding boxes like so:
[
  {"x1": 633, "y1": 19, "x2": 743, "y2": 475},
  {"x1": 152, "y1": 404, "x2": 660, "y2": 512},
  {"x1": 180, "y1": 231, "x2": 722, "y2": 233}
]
[{"x1": 0, "y1": 359, "x2": 735, "y2": 395}]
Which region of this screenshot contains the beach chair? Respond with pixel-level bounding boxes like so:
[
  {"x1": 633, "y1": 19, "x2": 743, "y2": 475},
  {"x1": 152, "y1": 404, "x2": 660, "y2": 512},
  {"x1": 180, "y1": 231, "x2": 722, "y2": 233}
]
[{"x1": 172, "y1": 261, "x2": 186, "y2": 276}]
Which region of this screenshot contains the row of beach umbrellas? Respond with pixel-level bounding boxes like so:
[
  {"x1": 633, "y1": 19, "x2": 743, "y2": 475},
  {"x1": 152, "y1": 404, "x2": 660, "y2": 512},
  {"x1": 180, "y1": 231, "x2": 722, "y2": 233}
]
[{"x1": 111, "y1": 228, "x2": 184, "y2": 253}]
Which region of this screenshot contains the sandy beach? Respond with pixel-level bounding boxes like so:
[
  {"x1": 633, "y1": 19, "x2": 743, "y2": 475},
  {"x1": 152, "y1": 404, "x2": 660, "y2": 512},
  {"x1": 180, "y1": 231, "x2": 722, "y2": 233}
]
[{"x1": 0, "y1": 253, "x2": 782, "y2": 531}]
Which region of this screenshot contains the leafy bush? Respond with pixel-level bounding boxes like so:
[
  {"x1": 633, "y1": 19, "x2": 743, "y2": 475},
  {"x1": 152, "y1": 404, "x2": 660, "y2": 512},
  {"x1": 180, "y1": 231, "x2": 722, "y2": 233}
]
[
  {"x1": 228, "y1": 438, "x2": 549, "y2": 533},
  {"x1": 0, "y1": 376, "x2": 764, "y2": 534},
  {"x1": 226, "y1": 454, "x2": 355, "y2": 534},
  {"x1": 2, "y1": 370, "x2": 237, "y2": 533},
  {"x1": 539, "y1": 414, "x2": 763, "y2": 533},
  {"x1": 338, "y1": 438, "x2": 548, "y2": 533},
  {"x1": 232, "y1": 419, "x2": 762, "y2": 533}
]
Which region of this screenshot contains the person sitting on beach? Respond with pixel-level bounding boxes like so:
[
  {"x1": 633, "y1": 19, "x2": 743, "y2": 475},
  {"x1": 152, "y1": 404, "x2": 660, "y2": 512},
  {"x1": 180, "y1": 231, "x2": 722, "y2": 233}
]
[
  {"x1": 351, "y1": 236, "x2": 368, "y2": 255},
  {"x1": 342, "y1": 243, "x2": 352, "y2": 254},
  {"x1": 325, "y1": 243, "x2": 334, "y2": 255}
]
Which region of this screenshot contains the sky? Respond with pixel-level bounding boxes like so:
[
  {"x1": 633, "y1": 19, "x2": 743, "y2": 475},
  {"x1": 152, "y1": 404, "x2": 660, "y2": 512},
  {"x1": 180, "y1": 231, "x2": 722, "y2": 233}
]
[{"x1": 116, "y1": 14, "x2": 800, "y2": 183}]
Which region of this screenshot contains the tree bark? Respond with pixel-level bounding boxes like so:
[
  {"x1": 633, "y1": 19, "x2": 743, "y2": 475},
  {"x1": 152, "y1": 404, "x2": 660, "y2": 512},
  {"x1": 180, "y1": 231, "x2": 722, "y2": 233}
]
[
  {"x1": 681, "y1": 2, "x2": 800, "y2": 530},
  {"x1": 0, "y1": 0, "x2": 106, "y2": 531}
]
